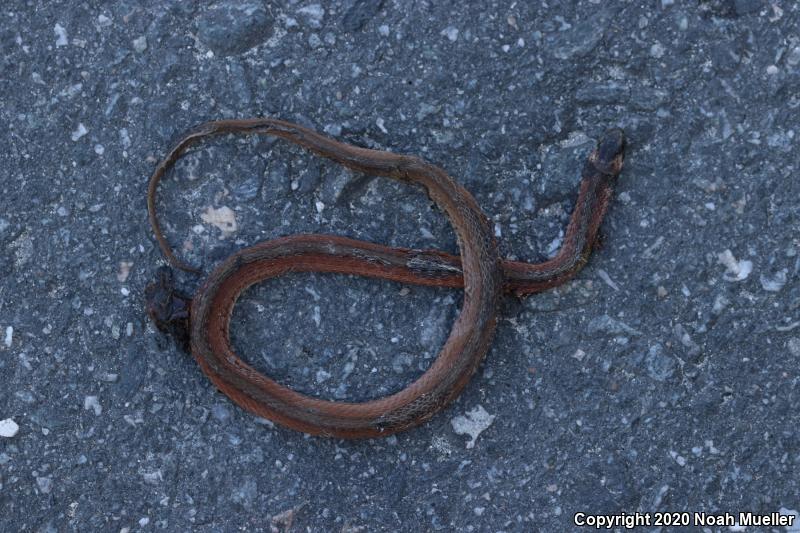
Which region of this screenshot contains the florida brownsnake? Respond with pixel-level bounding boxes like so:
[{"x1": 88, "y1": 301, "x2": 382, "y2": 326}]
[{"x1": 145, "y1": 118, "x2": 626, "y2": 438}]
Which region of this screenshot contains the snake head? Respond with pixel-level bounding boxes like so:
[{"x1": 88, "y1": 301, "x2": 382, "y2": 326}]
[
  {"x1": 145, "y1": 266, "x2": 191, "y2": 350},
  {"x1": 590, "y1": 128, "x2": 626, "y2": 177}
]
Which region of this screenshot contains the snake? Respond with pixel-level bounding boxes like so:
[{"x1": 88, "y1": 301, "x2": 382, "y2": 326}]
[{"x1": 145, "y1": 118, "x2": 626, "y2": 438}]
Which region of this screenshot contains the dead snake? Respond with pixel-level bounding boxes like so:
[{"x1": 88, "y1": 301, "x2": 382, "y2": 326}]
[{"x1": 145, "y1": 118, "x2": 626, "y2": 438}]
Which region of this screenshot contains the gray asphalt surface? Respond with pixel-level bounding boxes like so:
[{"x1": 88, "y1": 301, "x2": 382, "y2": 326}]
[{"x1": 2, "y1": 1, "x2": 799, "y2": 531}]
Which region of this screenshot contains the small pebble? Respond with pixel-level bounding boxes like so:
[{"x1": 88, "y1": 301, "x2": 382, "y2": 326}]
[
  {"x1": 441, "y1": 26, "x2": 459, "y2": 42},
  {"x1": 83, "y1": 396, "x2": 102, "y2": 416},
  {"x1": 760, "y1": 269, "x2": 787, "y2": 292},
  {"x1": 650, "y1": 42, "x2": 665, "y2": 58},
  {"x1": 36, "y1": 476, "x2": 53, "y2": 494},
  {"x1": 297, "y1": 4, "x2": 325, "y2": 28},
  {"x1": 787, "y1": 46, "x2": 800, "y2": 67},
  {"x1": 132, "y1": 36, "x2": 147, "y2": 52},
  {"x1": 201, "y1": 206, "x2": 237, "y2": 237},
  {"x1": 117, "y1": 261, "x2": 133, "y2": 282},
  {"x1": 211, "y1": 404, "x2": 231, "y2": 423},
  {"x1": 718, "y1": 249, "x2": 752, "y2": 281},
  {"x1": 54, "y1": 24, "x2": 68, "y2": 47},
  {"x1": 0, "y1": 419, "x2": 19, "y2": 438},
  {"x1": 451, "y1": 405, "x2": 495, "y2": 449},
  {"x1": 308, "y1": 33, "x2": 322, "y2": 49},
  {"x1": 4, "y1": 326, "x2": 12, "y2": 347},
  {"x1": 71, "y1": 123, "x2": 88, "y2": 141}
]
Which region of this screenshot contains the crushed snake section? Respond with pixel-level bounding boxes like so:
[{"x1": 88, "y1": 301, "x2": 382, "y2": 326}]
[{"x1": 145, "y1": 118, "x2": 626, "y2": 438}]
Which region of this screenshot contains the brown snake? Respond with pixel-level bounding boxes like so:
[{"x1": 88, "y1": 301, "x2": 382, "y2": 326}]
[{"x1": 145, "y1": 118, "x2": 626, "y2": 438}]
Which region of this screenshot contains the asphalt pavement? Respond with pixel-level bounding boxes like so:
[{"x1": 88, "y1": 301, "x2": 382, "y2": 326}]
[{"x1": 1, "y1": 1, "x2": 799, "y2": 531}]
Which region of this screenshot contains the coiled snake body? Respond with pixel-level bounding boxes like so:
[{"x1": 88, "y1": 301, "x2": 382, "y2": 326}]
[{"x1": 145, "y1": 118, "x2": 626, "y2": 438}]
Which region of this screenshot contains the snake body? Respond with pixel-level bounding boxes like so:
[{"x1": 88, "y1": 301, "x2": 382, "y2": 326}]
[{"x1": 145, "y1": 118, "x2": 625, "y2": 438}]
